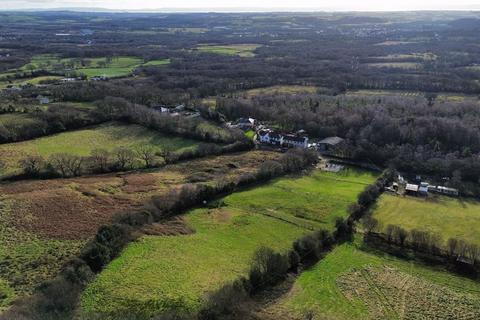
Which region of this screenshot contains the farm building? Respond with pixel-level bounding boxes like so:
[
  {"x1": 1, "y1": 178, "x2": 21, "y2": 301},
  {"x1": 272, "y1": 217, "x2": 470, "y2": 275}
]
[
  {"x1": 317, "y1": 136, "x2": 346, "y2": 154},
  {"x1": 229, "y1": 117, "x2": 256, "y2": 131},
  {"x1": 91, "y1": 75, "x2": 107, "y2": 81},
  {"x1": 405, "y1": 183, "x2": 419, "y2": 196},
  {"x1": 152, "y1": 105, "x2": 170, "y2": 113},
  {"x1": 419, "y1": 182, "x2": 429, "y2": 196},
  {"x1": 60, "y1": 77, "x2": 77, "y2": 83},
  {"x1": 429, "y1": 186, "x2": 459, "y2": 197}
]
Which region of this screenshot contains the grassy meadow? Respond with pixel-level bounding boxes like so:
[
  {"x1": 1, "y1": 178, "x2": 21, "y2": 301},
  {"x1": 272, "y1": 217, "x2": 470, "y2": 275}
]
[
  {"x1": 142, "y1": 58, "x2": 171, "y2": 67},
  {"x1": 0, "y1": 113, "x2": 42, "y2": 127},
  {"x1": 196, "y1": 44, "x2": 261, "y2": 57},
  {"x1": 2, "y1": 55, "x2": 171, "y2": 80},
  {"x1": 365, "y1": 62, "x2": 421, "y2": 69},
  {"x1": 225, "y1": 169, "x2": 378, "y2": 231},
  {"x1": 80, "y1": 168, "x2": 377, "y2": 317},
  {"x1": 265, "y1": 241, "x2": 480, "y2": 320},
  {"x1": 371, "y1": 194, "x2": 480, "y2": 246},
  {"x1": 244, "y1": 85, "x2": 319, "y2": 96},
  {"x1": 0, "y1": 121, "x2": 199, "y2": 176},
  {"x1": 344, "y1": 89, "x2": 478, "y2": 103}
]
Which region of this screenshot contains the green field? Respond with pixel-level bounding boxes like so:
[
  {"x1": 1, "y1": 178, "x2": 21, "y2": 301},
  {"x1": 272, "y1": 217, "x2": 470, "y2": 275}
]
[
  {"x1": 75, "y1": 56, "x2": 143, "y2": 78},
  {"x1": 244, "y1": 130, "x2": 255, "y2": 139},
  {"x1": 365, "y1": 62, "x2": 421, "y2": 69},
  {"x1": 80, "y1": 168, "x2": 376, "y2": 318},
  {"x1": 269, "y1": 241, "x2": 480, "y2": 319},
  {"x1": 141, "y1": 59, "x2": 171, "y2": 67},
  {"x1": 225, "y1": 169, "x2": 378, "y2": 231},
  {"x1": 9, "y1": 55, "x2": 170, "y2": 79},
  {"x1": 0, "y1": 113, "x2": 41, "y2": 127},
  {"x1": 345, "y1": 89, "x2": 478, "y2": 103},
  {"x1": 0, "y1": 75, "x2": 63, "y2": 88},
  {"x1": 372, "y1": 194, "x2": 480, "y2": 246},
  {"x1": 245, "y1": 85, "x2": 319, "y2": 96},
  {"x1": 373, "y1": 53, "x2": 436, "y2": 61},
  {"x1": 196, "y1": 44, "x2": 261, "y2": 57},
  {"x1": 0, "y1": 122, "x2": 199, "y2": 175}
]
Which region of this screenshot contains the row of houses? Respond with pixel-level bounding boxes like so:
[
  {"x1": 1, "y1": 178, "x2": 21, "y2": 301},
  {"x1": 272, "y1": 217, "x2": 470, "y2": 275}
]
[
  {"x1": 257, "y1": 129, "x2": 310, "y2": 149},
  {"x1": 226, "y1": 117, "x2": 349, "y2": 155},
  {"x1": 256, "y1": 128, "x2": 347, "y2": 154}
]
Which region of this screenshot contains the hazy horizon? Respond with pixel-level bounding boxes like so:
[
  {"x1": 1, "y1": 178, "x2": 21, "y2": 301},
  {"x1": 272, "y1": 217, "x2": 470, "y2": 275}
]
[{"x1": 1, "y1": 0, "x2": 480, "y2": 12}]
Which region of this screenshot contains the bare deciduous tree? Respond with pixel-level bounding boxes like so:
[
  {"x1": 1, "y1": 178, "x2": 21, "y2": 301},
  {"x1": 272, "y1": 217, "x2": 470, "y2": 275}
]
[
  {"x1": 135, "y1": 145, "x2": 157, "y2": 168},
  {"x1": 0, "y1": 160, "x2": 5, "y2": 174},
  {"x1": 49, "y1": 153, "x2": 84, "y2": 177},
  {"x1": 113, "y1": 147, "x2": 136, "y2": 170},
  {"x1": 90, "y1": 148, "x2": 110, "y2": 172},
  {"x1": 447, "y1": 238, "x2": 459, "y2": 258},
  {"x1": 19, "y1": 155, "x2": 44, "y2": 176}
]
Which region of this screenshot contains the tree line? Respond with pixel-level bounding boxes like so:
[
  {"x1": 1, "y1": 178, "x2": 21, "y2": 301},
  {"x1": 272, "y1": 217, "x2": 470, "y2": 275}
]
[
  {"x1": 363, "y1": 218, "x2": 480, "y2": 276},
  {"x1": 196, "y1": 169, "x2": 395, "y2": 320},
  {"x1": 9, "y1": 140, "x2": 253, "y2": 180}
]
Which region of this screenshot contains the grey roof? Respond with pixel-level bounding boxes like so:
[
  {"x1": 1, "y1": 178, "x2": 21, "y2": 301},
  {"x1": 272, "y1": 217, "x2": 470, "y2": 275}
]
[
  {"x1": 284, "y1": 135, "x2": 307, "y2": 142},
  {"x1": 318, "y1": 136, "x2": 344, "y2": 145}
]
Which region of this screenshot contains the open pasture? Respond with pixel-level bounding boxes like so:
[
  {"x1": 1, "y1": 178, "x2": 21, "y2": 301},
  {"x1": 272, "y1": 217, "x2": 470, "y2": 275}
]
[
  {"x1": 371, "y1": 194, "x2": 480, "y2": 246},
  {"x1": 141, "y1": 58, "x2": 171, "y2": 67},
  {"x1": 365, "y1": 62, "x2": 421, "y2": 69},
  {"x1": 373, "y1": 53, "x2": 436, "y2": 61},
  {"x1": 345, "y1": 89, "x2": 478, "y2": 103},
  {"x1": 15, "y1": 55, "x2": 170, "y2": 79},
  {"x1": 0, "y1": 121, "x2": 199, "y2": 176},
  {"x1": 258, "y1": 242, "x2": 480, "y2": 320},
  {"x1": 225, "y1": 168, "x2": 377, "y2": 230},
  {"x1": 244, "y1": 85, "x2": 319, "y2": 97},
  {"x1": 80, "y1": 168, "x2": 376, "y2": 318},
  {"x1": 0, "y1": 75, "x2": 63, "y2": 88},
  {"x1": 345, "y1": 89, "x2": 422, "y2": 97},
  {"x1": 196, "y1": 44, "x2": 262, "y2": 57},
  {"x1": 0, "y1": 113, "x2": 41, "y2": 128}
]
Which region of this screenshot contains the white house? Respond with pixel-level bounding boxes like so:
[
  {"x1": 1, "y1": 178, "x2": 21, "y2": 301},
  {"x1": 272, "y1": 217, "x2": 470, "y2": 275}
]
[
  {"x1": 283, "y1": 134, "x2": 309, "y2": 149},
  {"x1": 36, "y1": 95, "x2": 50, "y2": 104},
  {"x1": 257, "y1": 130, "x2": 283, "y2": 145},
  {"x1": 257, "y1": 130, "x2": 309, "y2": 149}
]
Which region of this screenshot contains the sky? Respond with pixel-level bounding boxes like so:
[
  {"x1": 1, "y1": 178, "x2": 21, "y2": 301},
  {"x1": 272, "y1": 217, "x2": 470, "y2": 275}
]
[{"x1": 1, "y1": 0, "x2": 480, "y2": 11}]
